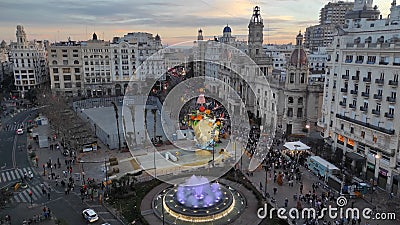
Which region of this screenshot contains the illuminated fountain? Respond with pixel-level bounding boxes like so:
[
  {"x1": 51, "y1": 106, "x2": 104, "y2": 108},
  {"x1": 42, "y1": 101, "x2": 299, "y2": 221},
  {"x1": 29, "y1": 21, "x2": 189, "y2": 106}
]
[{"x1": 153, "y1": 175, "x2": 246, "y2": 224}]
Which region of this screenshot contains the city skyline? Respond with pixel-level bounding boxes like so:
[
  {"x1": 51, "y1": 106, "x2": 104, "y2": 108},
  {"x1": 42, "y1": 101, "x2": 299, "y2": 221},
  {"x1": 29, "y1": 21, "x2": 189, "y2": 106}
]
[{"x1": 0, "y1": 0, "x2": 392, "y2": 45}]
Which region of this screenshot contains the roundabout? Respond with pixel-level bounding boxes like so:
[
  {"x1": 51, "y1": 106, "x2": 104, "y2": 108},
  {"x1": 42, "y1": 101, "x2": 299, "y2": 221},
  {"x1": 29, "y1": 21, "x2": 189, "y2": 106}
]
[{"x1": 150, "y1": 175, "x2": 247, "y2": 225}]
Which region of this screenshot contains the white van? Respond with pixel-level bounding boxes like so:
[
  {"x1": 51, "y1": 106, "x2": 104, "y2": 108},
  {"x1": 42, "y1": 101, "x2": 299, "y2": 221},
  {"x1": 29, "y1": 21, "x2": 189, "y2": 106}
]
[{"x1": 82, "y1": 145, "x2": 93, "y2": 152}]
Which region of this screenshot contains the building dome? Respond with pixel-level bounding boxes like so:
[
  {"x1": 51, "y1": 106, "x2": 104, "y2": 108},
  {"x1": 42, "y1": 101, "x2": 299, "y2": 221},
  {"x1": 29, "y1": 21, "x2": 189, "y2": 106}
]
[
  {"x1": 155, "y1": 34, "x2": 160, "y2": 41},
  {"x1": 289, "y1": 48, "x2": 308, "y2": 66},
  {"x1": 223, "y1": 25, "x2": 231, "y2": 33}
]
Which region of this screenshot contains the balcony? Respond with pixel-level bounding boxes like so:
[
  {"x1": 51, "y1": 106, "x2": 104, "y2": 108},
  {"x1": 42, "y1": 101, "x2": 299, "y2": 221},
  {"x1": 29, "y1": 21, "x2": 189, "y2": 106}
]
[
  {"x1": 352, "y1": 75, "x2": 359, "y2": 81},
  {"x1": 339, "y1": 101, "x2": 347, "y2": 107},
  {"x1": 379, "y1": 61, "x2": 389, "y2": 65},
  {"x1": 393, "y1": 62, "x2": 400, "y2": 66},
  {"x1": 361, "y1": 92, "x2": 370, "y2": 98},
  {"x1": 355, "y1": 60, "x2": 363, "y2": 64},
  {"x1": 360, "y1": 106, "x2": 368, "y2": 112},
  {"x1": 349, "y1": 104, "x2": 356, "y2": 109},
  {"x1": 372, "y1": 109, "x2": 381, "y2": 116},
  {"x1": 367, "y1": 61, "x2": 376, "y2": 65},
  {"x1": 387, "y1": 96, "x2": 396, "y2": 103},
  {"x1": 385, "y1": 112, "x2": 394, "y2": 119},
  {"x1": 363, "y1": 77, "x2": 371, "y2": 83},
  {"x1": 341, "y1": 88, "x2": 348, "y2": 93},
  {"x1": 345, "y1": 59, "x2": 353, "y2": 63},
  {"x1": 389, "y1": 80, "x2": 398, "y2": 86},
  {"x1": 336, "y1": 113, "x2": 395, "y2": 135},
  {"x1": 375, "y1": 78, "x2": 384, "y2": 85},
  {"x1": 342, "y1": 75, "x2": 349, "y2": 80},
  {"x1": 350, "y1": 90, "x2": 358, "y2": 95},
  {"x1": 373, "y1": 94, "x2": 383, "y2": 100}
]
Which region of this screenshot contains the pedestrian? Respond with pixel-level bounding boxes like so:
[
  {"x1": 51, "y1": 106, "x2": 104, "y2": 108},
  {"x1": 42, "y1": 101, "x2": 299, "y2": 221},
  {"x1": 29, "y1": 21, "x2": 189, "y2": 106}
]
[
  {"x1": 284, "y1": 198, "x2": 288, "y2": 207},
  {"x1": 300, "y1": 183, "x2": 303, "y2": 194},
  {"x1": 273, "y1": 187, "x2": 277, "y2": 195},
  {"x1": 47, "y1": 192, "x2": 50, "y2": 200}
]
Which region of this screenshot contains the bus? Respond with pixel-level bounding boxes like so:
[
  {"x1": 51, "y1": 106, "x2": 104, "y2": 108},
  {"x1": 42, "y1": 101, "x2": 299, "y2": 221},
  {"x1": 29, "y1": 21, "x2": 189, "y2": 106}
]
[{"x1": 306, "y1": 156, "x2": 340, "y2": 178}]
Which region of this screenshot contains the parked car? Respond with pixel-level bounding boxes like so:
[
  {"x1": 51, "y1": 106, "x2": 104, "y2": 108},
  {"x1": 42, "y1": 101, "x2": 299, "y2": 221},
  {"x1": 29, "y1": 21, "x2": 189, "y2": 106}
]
[{"x1": 82, "y1": 208, "x2": 99, "y2": 223}]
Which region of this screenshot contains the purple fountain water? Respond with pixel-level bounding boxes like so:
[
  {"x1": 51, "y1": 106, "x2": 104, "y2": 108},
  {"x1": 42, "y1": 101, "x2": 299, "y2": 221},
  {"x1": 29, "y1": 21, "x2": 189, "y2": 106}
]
[{"x1": 176, "y1": 175, "x2": 223, "y2": 208}]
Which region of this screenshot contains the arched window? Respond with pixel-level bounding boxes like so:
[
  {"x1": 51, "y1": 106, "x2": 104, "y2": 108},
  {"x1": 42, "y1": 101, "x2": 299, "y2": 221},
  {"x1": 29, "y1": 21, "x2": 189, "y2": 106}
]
[
  {"x1": 288, "y1": 97, "x2": 294, "y2": 104},
  {"x1": 73, "y1": 60, "x2": 79, "y2": 65},
  {"x1": 52, "y1": 60, "x2": 57, "y2": 65}
]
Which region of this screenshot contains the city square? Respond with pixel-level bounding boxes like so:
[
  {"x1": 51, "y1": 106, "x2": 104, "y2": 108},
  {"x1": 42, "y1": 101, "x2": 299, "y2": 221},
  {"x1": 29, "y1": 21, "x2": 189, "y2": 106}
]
[{"x1": 0, "y1": 1, "x2": 400, "y2": 225}]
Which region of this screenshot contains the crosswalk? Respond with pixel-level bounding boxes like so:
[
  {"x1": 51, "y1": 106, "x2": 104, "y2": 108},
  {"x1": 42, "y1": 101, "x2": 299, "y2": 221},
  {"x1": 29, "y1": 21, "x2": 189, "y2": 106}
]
[
  {"x1": 11, "y1": 184, "x2": 44, "y2": 203},
  {"x1": 2, "y1": 122, "x2": 31, "y2": 132},
  {"x1": 0, "y1": 167, "x2": 37, "y2": 183}
]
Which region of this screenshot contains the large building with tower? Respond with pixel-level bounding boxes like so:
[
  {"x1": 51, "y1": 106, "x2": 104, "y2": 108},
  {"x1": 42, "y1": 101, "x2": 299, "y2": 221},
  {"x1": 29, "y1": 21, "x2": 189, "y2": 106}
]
[
  {"x1": 320, "y1": 0, "x2": 400, "y2": 194},
  {"x1": 10, "y1": 25, "x2": 48, "y2": 98}
]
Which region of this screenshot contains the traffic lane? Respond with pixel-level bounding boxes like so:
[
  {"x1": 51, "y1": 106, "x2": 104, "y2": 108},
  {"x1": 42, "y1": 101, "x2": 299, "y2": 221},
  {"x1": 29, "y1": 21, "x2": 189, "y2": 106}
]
[
  {"x1": 0, "y1": 131, "x2": 15, "y2": 170},
  {"x1": 49, "y1": 194, "x2": 112, "y2": 225},
  {"x1": 15, "y1": 132, "x2": 30, "y2": 168}
]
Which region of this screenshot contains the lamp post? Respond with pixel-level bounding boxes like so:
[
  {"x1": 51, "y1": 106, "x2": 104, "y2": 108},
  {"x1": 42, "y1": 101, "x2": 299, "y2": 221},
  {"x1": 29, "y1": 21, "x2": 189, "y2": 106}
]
[
  {"x1": 157, "y1": 194, "x2": 165, "y2": 225},
  {"x1": 211, "y1": 130, "x2": 216, "y2": 167},
  {"x1": 374, "y1": 153, "x2": 381, "y2": 186},
  {"x1": 263, "y1": 163, "x2": 268, "y2": 198},
  {"x1": 111, "y1": 101, "x2": 121, "y2": 151}
]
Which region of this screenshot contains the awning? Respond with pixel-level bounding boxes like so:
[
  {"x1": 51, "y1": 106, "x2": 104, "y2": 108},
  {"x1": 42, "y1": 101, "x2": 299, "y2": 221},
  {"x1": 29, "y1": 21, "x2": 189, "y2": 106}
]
[
  {"x1": 345, "y1": 152, "x2": 366, "y2": 162},
  {"x1": 283, "y1": 141, "x2": 310, "y2": 151}
]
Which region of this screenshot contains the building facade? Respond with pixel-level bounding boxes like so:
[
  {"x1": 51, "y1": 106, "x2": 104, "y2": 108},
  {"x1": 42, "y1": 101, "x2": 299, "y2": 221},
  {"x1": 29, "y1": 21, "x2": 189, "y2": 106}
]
[
  {"x1": 10, "y1": 25, "x2": 48, "y2": 98},
  {"x1": 305, "y1": 1, "x2": 354, "y2": 52},
  {"x1": 49, "y1": 32, "x2": 163, "y2": 97},
  {"x1": 320, "y1": 0, "x2": 400, "y2": 194}
]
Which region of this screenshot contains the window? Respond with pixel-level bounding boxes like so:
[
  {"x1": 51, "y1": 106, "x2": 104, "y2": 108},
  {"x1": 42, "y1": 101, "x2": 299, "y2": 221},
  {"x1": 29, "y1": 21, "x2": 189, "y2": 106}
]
[
  {"x1": 63, "y1": 75, "x2": 71, "y2": 81},
  {"x1": 55, "y1": 83, "x2": 60, "y2": 88},
  {"x1": 300, "y1": 73, "x2": 305, "y2": 83},
  {"x1": 389, "y1": 106, "x2": 395, "y2": 115},
  {"x1": 288, "y1": 97, "x2": 294, "y2": 104},
  {"x1": 54, "y1": 75, "x2": 59, "y2": 81},
  {"x1": 53, "y1": 68, "x2": 59, "y2": 73},
  {"x1": 290, "y1": 73, "x2": 294, "y2": 83},
  {"x1": 361, "y1": 131, "x2": 365, "y2": 138},
  {"x1": 74, "y1": 68, "x2": 80, "y2": 73},
  {"x1": 73, "y1": 60, "x2": 79, "y2": 65},
  {"x1": 52, "y1": 60, "x2": 57, "y2": 65},
  {"x1": 341, "y1": 124, "x2": 344, "y2": 130},
  {"x1": 350, "y1": 127, "x2": 354, "y2": 134},
  {"x1": 62, "y1": 54, "x2": 68, "y2": 58},
  {"x1": 76, "y1": 82, "x2": 81, "y2": 88},
  {"x1": 64, "y1": 83, "x2": 72, "y2": 88},
  {"x1": 62, "y1": 68, "x2": 71, "y2": 73},
  {"x1": 75, "y1": 75, "x2": 81, "y2": 81},
  {"x1": 73, "y1": 54, "x2": 78, "y2": 57},
  {"x1": 63, "y1": 60, "x2": 68, "y2": 65},
  {"x1": 298, "y1": 97, "x2": 303, "y2": 104},
  {"x1": 297, "y1": 108, "x2": 303, "y2": 118},
  {"x1": 373, "y1": 135, "x2": 377, "y2": 143},
  {"x1": 62, "y1": 49, "x2": 67, "y2": 53},
  {"x1": 287, "y1": 108, "x2": 293, "y2": 117}
]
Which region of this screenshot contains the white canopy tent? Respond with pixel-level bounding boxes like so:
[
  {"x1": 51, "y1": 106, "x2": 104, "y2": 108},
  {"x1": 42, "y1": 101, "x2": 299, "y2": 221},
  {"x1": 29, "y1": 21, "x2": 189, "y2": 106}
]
[{"x1": 283, "y1": 141, "x2": 310, "y2": 151}]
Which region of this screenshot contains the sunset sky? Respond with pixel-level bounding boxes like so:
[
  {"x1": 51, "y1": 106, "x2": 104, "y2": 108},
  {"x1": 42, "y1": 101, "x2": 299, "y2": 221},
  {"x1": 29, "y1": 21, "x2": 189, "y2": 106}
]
[{"x1": 0, "y1": 0, "x2": 392, "y2": 45}]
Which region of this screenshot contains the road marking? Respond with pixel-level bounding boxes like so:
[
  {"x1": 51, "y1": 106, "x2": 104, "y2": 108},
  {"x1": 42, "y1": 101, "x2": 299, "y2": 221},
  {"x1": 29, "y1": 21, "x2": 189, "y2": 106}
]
[
  {"x1": 31, "y1": 186, "x2": 41, "y2": 200},
  {"x1": 9, "y1": 170, "x2": 15, "y2": 180},
  {"x1": 5, "y1": 171, "x2": 11, "y2": 181},
  {"x1": 12, "y1": 136, "x2": 17, "y2": 168},
  {"x1": 14, "y1": 169, "x2": 21, "y2": 179},
  {"x1": 21, "y1": 189, "x2": 30, "y2": 202},
  {"x1": 13, "y1": 194, "x2": 21, "y2": 203}
]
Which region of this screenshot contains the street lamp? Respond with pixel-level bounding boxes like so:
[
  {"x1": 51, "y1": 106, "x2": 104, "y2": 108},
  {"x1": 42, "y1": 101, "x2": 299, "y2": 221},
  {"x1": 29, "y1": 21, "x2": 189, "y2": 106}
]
[
  {"x1": 157, "y1": 194, "x2": 165, "y2": 225},
  {"x1": 374, "y1": 153, "x2": 381, "y2": 186},
  {"x1": 263, "y1": 163, "x2": 269, "y2": 198},
  {"x1": 111, "y1": 101, "x2": 121, "y2": 151}
]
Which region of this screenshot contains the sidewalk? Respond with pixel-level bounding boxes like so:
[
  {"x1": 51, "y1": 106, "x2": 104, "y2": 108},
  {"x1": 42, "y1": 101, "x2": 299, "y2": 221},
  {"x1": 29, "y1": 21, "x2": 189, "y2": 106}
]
[{"x1": 236, "y1": 140, "x2": 399, "y2": 225}]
